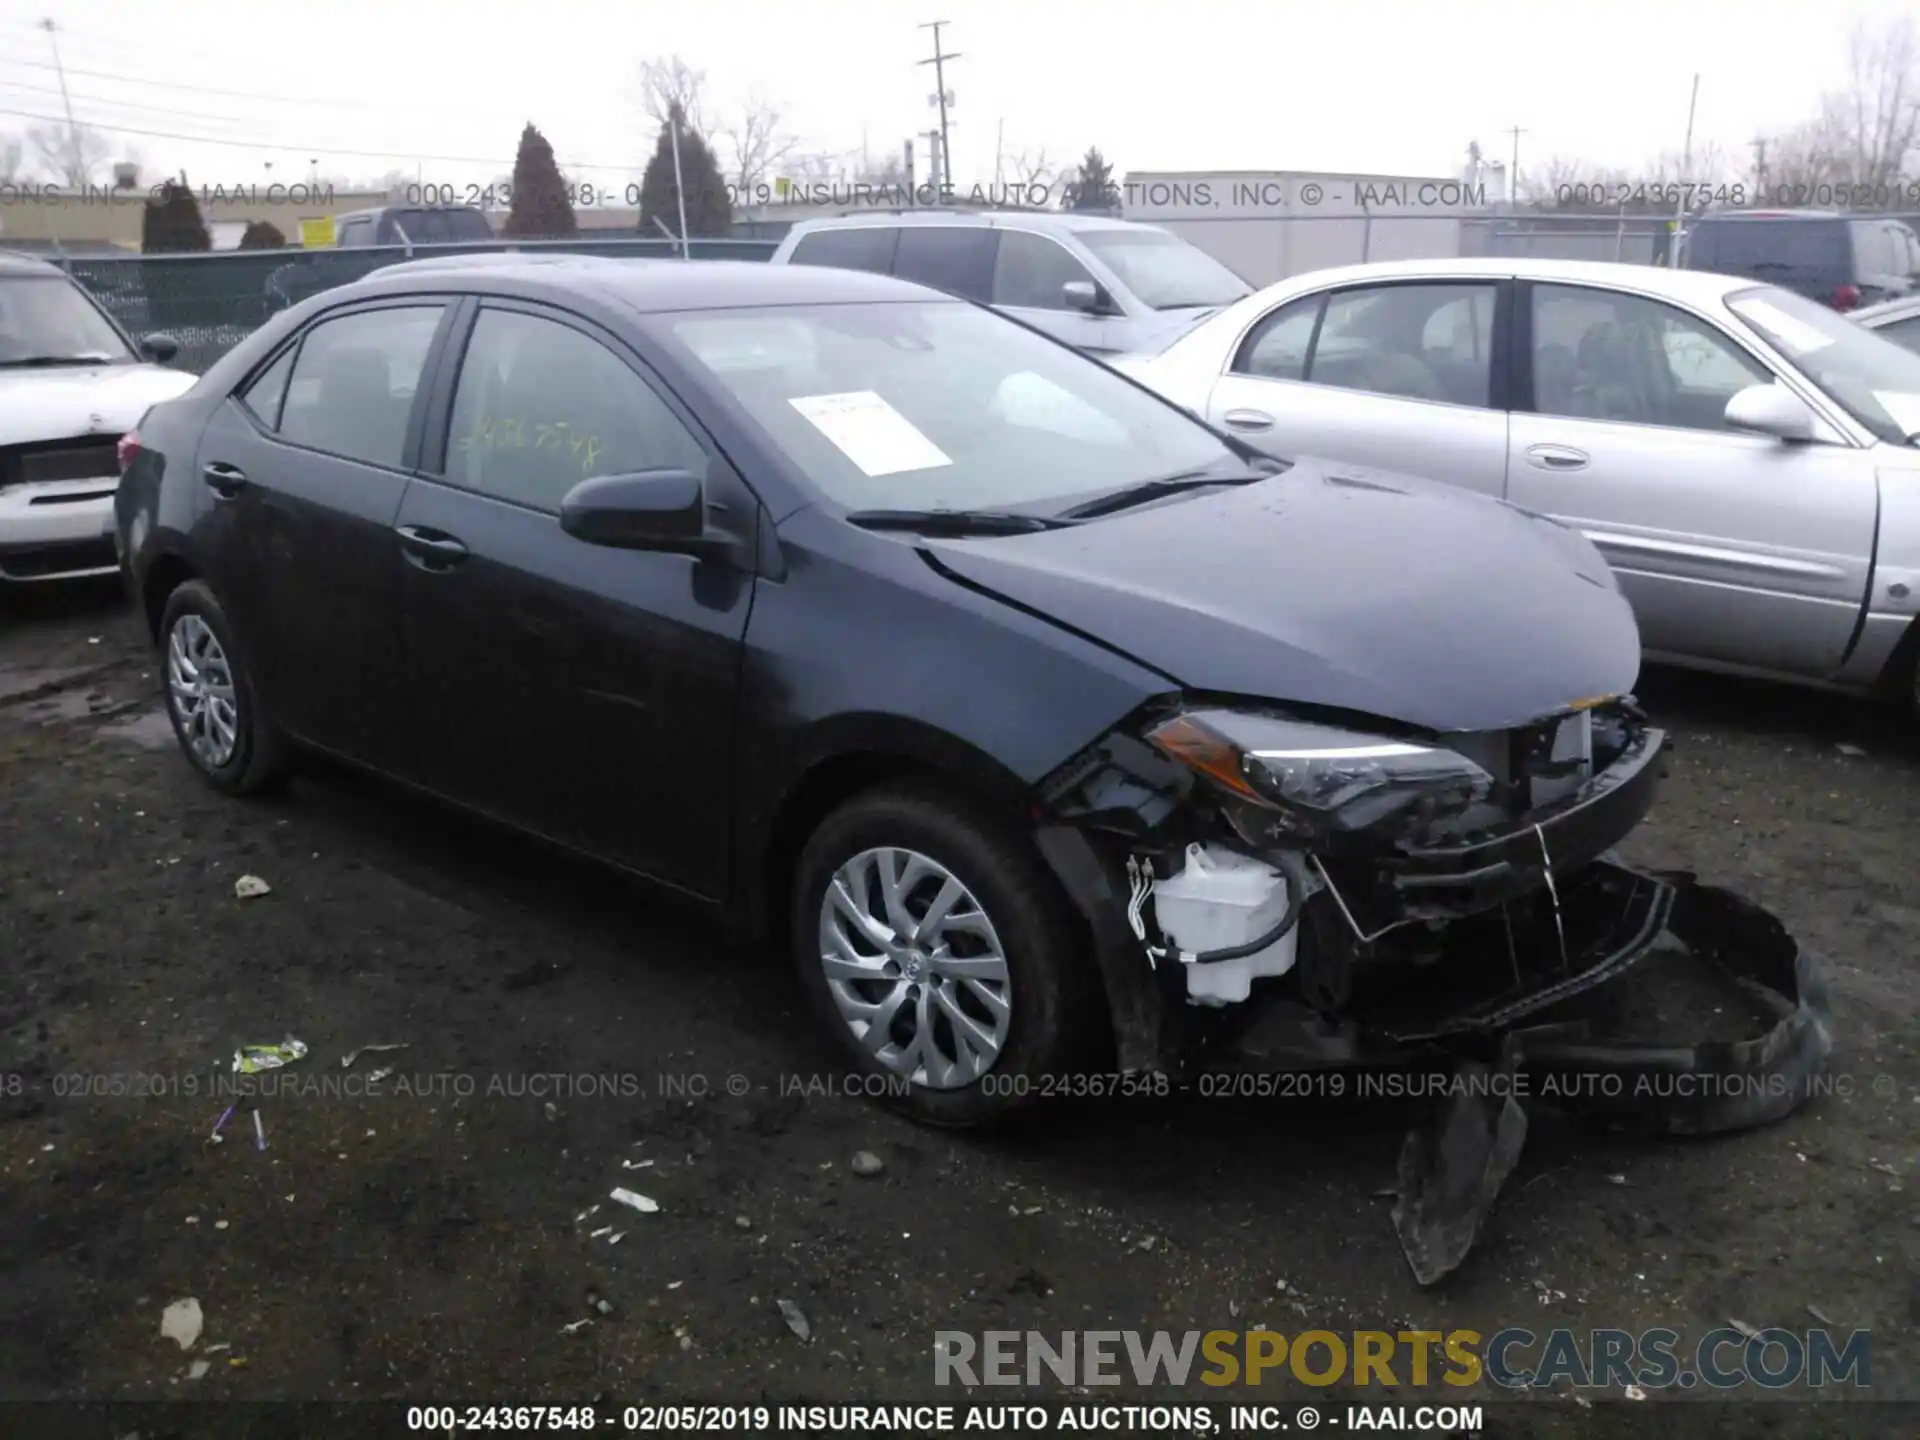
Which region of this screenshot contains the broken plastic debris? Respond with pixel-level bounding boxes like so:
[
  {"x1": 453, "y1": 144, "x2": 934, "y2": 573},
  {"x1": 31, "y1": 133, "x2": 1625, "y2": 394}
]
[
  {"x1": 776, "y1": 1298, "x2": 811, "y2": 1342},
  {"x1": 160, "y1": 1298, "x2": 203, "y2": 1351},
  {"x1": 187, "y1": 1360, "x2": 210, "y2": 1381},
  {"x1": 232, "y1": 1037, "x2": 307, "y2": 1074},
  {"x1": 209, "y1": 1104, "x2": 237, "y2": 1142},
  {"x1": 340, "y1": 1043, "x2": 409, "y2": 1069},
  {"x1": 850, "y1": 1149, "x2": 885, "y2": 1176},
  {"x1": 589, "y1": 1226, "x2": 613, "y2": 1239},
  {"x1": 366, "y1": 1067, "x2": 396, "y2": 1084},
  {"x1": 1836, "y1": 742, "x2": 1866, "y2": 757},
  {"x1": 1624, "y1": 1384, "x2": 1647, "y2": 1400},
  {"x1": 621, "y1": 1158, "x2": 654, "y2": 1169},
  {"x1": 668, "y1": 1281, "x2": 683, "y2": 1290},
  {"x1": 561, "y1": 1319, "x2": 593, "y2": 1335},
  {"x1": 233, "y1": 874, "x2": 271, "y2": 899},
  {"x1": 1729, "y1": 1318, "x2": 1762, "y2": 1340},
  {"x1": 609, "y1": 1187, "x2": 659, "y2": 1214},
  {"x1": 574, "y1": 1205, "x2": 600, "y2": 1223},
  {"x1": 253, "y1": 1110, "x2": 266, "y2": 1152},
  {"x1": 608, "y1": 1232, "x2": 624, "y2": 1245}
]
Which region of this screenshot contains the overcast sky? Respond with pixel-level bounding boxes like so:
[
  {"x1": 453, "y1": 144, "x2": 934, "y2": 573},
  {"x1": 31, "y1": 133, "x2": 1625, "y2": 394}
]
[{"x1": 0, "y1": 0, "x2": 1910, "y2": 199}]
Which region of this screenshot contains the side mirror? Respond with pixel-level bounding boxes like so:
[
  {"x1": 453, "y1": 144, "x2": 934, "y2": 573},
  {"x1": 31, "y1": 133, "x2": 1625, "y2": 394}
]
[
  {"x1": 1724, "y1": 383, "x2": 1816, "y2": 442},
  {"x1": 559, "y1": 469, "x2": 723, "y2": 555},
  {"x1": 141, "y1": 333, "x2": 180, "y2": 364},
  {"x1": 1063, "y1": 279, "x2": 1117, "y2": 315}
]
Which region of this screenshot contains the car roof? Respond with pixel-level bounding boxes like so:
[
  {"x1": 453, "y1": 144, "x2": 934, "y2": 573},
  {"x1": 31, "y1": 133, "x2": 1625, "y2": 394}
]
[
  {"x1": 1690, "y1": 209, "x2": 1852, "y2": 222},
  {"x1": 0, "y1": 249, "x2": 69, "y2": 277},
  {"x1": 1248, "y1": 255, "x2": 1764, "y2": 305},
  {"x1": 344, "y1": 255, "x2": 953, "y2": 310},
  {"x1": 783, "y1": 209, "x2": 1156, "y2": 237},
  {"x1": 1854, "y1": 293, "x2": 1920, "y2": 324}
]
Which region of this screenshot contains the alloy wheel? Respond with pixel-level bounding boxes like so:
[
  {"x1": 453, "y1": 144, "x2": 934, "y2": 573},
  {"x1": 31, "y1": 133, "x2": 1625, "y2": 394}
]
[
  {"x1": 166, "y1": 613, "x2": 240, "y2": 769},
  {"x1": 817, "y1": 846, "x2": 1013, "y2": 1089}
]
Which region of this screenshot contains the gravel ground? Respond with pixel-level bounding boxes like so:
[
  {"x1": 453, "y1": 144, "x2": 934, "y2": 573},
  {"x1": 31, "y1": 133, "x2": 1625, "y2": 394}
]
[{"x1": 1, "y1": 579, "x2": 1916, "y2": 1439}]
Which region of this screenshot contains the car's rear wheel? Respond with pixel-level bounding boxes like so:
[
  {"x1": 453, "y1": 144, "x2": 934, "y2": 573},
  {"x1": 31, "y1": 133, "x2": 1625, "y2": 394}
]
[
  {"x1": 790, "y1": 783, "x2": 1090, "y2": 1127},
  {"x1": 159, "y1": 580, "x2": 288, "y2": 795}
]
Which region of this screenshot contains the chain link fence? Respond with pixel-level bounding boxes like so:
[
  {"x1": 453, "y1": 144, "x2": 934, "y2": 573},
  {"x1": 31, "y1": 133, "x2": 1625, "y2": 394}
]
[{"x1": 54, "y1": 237, "x2": 780, "y2": 372}]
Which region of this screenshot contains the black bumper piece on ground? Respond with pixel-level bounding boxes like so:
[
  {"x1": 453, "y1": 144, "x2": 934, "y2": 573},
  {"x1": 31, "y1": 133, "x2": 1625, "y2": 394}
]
[{"x1": 1386, "y1": 865, "x2": 1832, "y2": 1285}]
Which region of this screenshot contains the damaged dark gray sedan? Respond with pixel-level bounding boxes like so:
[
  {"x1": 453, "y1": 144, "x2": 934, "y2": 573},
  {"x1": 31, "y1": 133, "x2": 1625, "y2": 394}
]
[{"x1": 116, "y1": 258, "x2": 1831, "y2": 1284}]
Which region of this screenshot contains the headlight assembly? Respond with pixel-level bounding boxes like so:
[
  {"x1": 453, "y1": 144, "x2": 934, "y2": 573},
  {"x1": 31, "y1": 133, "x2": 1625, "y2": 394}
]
[{"x1": 1145, "y1": 708, "x2": 1494, "y2": 848}]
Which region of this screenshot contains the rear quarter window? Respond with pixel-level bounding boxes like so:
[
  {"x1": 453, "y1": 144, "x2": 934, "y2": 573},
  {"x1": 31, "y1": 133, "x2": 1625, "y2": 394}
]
[
  {"x1": 1689, "y1": 220, "x2": 1848, "y2": 276},
  {"x1": 789, "y1": 227, "x2": 899, "y2": 274}
]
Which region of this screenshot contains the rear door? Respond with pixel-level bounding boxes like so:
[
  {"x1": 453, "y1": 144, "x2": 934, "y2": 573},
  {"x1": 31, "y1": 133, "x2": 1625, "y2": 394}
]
[
  {"x1": 191, "y1": 299, "x2": 452, "y2": 766},
  {"x1": 1505, "y1": 279, "x2": 1876, "y2": 676},
  {"x1": 890, "y1": 225, "x2": 998, "y2": 304},
  {"x1": 1203, "y1": 277, "x2": 1513, "y2": 498},
  {"x1": 391, "y1": 300, "x2": 756, "y2": 894}
]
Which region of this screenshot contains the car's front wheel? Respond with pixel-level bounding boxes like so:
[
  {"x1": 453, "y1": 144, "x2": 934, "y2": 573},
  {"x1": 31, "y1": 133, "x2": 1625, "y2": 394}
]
[
  {"x1": 791, "y1": 783, "x2": 1092, "y2": 1127},
  {"x1": 158, "y1": 579, "x2": 288, "y2": 796}
]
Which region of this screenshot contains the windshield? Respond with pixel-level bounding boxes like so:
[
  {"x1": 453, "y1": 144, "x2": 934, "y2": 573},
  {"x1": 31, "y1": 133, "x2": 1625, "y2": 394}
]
[
  {"x1": 0, "y1": 275, "x2": 134, "y2": 365},
  {"x1": 660, "y1": 300, "x2": 1243, "y2": 513},
  {"x1": 1076, "y1": 228, "x2": 1252, "y2": 310},
  {"x1": 1728, "y1": 285, "x2": 1920, "y2": 444}
]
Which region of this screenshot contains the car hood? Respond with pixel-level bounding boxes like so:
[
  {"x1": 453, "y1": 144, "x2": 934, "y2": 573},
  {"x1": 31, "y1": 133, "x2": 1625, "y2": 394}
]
[
  {"x1": 920, "y1": 457, "x2": 1641, "y2": 734},
  {"x1": 0, "y1": 363, "x2": 197, "y2": 447}
]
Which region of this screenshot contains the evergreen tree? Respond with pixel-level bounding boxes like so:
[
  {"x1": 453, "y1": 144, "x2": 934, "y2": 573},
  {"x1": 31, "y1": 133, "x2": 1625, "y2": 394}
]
[
  {"x1": 504, "y1": 123, "x2": 578, "y2": 239},
  {"x1": 1065, "y1": 147, "x2": 1116, "y2": 212},
  {"x1": 238, "y1": 220, "x2": 286, "y2": 249},
  {"x1": 141, "y1": 178, "x2": 211, "y2": 252},
  {"x1": 637, "y1": 103, "x2": 732, "y2": 241}
]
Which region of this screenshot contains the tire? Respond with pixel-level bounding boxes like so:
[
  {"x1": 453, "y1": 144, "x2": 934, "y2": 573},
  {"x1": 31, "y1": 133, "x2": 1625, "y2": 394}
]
[
  {"x1": 157, "y1": 579, "x2": 289, "y2": 796},
  {"x1": 790, "y1": 782, "x2": 1092, "y2": 1127}
]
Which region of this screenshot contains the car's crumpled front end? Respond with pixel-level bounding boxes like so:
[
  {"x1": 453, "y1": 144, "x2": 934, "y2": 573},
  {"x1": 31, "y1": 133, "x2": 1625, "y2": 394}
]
[{"x1": 1031, "y1": 692, "x2": 1832, "y2": 1285}]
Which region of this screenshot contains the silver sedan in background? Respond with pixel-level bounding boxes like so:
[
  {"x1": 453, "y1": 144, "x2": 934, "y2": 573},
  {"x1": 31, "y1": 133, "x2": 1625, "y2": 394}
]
[
  {"x1": 1117, "y1": 257, "x2": 1920, "y2": 724},
  {"x1": 1855, "y1": 293, "x2": 1920, "y2": 352}
]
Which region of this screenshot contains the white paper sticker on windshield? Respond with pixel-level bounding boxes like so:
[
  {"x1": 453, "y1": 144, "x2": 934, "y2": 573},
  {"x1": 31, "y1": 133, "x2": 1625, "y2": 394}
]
[
  {"x1": 788, "y1": 391, "x2": 952, "y2": 477},
  {"x1": 1736, "y1": 300, "x2": 1836, "y2": 354},
  {"x1": 1872, "y1": 391, "x2": 1920, "y2": 436}
]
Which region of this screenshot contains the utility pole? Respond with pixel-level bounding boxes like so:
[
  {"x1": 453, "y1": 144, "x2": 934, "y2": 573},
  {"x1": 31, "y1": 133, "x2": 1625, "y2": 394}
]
[
  {"x1": 922, "y1": 128, "x2": 944, "y2": 198},
  {"x1": 1751, "y1": 134, "x2": 1769, "y2": 192},
  {"x1": 39, "y1": 18, "x2": 82, "y2": 187},
  {"x1": 1504, "y1": 125, "x2": 1527, "y2": 205},
  {"x1": 1673, "y1": 73, "x2": 1700, "y2": 265},
  {"x1": 918, "y1": 21, "x2": 958, "y2": 196}
]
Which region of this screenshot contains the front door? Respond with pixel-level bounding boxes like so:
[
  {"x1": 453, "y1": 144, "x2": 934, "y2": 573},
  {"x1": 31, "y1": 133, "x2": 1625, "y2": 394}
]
[
  {"x1": 393, "y1": 302, "x2": 755, "y2": 896},
  {"x1": 191, "y1": 300, "x2": 451, "y2": 765},
  {"x1": 1505, "y1": 280, "x2": 1877, "y2": 677},
  {"x1": 989, "y1": 229, "x2": 1126, "y2": 353},
  {"x1": 1203, "y1": 279, "x2": 1512, "y2": 499}
]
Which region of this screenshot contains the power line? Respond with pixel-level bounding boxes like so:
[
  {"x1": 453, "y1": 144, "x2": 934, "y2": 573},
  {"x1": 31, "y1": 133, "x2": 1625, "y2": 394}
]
[
  {"x1": 0, "y1": 76, "x2": 244, "y2": 123},
  {"x1": 0, "y1": 55, "x2": 520, "y2": 120},
  {"x1": 0, "y1": 103, "x2": 640, "y2": 175}
]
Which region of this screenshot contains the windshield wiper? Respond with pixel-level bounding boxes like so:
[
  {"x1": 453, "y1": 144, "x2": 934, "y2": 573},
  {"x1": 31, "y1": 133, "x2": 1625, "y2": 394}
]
[
  {"x1": 1055, "y1": 466, "x2": 1268, "y2": 520},
  {"x1": 0, "y1": 353, "x2": 121, "y2": 368},
  {"x1": 844, "y1": 508, "x2": 1076, "y2": 536}
]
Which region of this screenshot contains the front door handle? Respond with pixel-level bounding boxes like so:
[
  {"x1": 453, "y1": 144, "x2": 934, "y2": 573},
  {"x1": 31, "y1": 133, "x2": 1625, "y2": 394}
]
[
  {"x1": 202, "y1": 462, "x2": 249, "y2": 499},
  {"x1": 1524, "y1": 443, "x2": 1590, "y2": 471},
  {"x1": 395, "y1": 524, "x2": 470, "y2": 571},
  {"x1": 1221, "y1": 408, "x2": 1275, "y2": 433}
]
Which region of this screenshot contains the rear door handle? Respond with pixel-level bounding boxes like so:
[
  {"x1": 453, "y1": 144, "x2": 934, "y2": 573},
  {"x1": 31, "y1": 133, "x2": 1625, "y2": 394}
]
[
  {"x1": 1221, "y1": 408, "x2": 1275, "y2": 433},
  {"x1": 202, "y1": 462, "x2": 249, "y2": 499},
  {"x1": 395, "y1": 524, "x2": 470, "y2": 571},
  {"x1": 1525, "y1": 443, "x2": 1590, "y2": 471}
]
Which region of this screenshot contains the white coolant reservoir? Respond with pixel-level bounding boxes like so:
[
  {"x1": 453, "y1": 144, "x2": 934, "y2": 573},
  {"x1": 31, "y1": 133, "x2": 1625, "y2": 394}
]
[{"x1": 1151, "y1": 843, "x2": 1299, "y2": 1006}]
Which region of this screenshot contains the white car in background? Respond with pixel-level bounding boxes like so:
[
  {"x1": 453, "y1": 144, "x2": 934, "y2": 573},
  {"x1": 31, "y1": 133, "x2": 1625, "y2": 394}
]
[
  {"x1": 1, "y1": 251, "x2": 192, "y2": 584},
  {"x1": 1116, "y1": 256, "x2": 1920, "y2": 721}
]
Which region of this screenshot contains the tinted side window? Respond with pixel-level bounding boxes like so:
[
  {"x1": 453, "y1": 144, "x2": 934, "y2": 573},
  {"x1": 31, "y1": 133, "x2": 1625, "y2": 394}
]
[
  {"x1": 991, "y1": 230, "x2": 1096, "y2": 310},
  {"x1": 335, "y1": 218, "x2": 372, "y2": 246},
  {"x1": 1306, "y1": 283, "x2": 1497, "y2": 406},
  {"x1": 1232, "y1": 294, "x2": 1323, "y2": 380},
  {"x1": 444, "y1": 308, "x2": 707, "y2": 513},
  {"x1": 790, "y1": 227, "x2": 898, "y2": 274},
  {"x1": 238, "y1": 345, "x2": 296, "y2": 429},
  {"x1": 1529, "y1": 284, "x2": 1768, "y2": 432},
  {"x1": 278, "y1": 305, "x2": 443, "y2": 467},
  {"x1": 892, "y1": 226, "x2": 997, "y2": 303}
]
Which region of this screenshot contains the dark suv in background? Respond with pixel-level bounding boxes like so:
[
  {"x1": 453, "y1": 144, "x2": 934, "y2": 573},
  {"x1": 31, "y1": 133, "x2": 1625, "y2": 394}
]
[
  {"x1": 263, "y1": 206, "x2": 497, "y2": 317},
  {"x1": 1682, "y1": 210, "x2": 1920, "y2": 312}
]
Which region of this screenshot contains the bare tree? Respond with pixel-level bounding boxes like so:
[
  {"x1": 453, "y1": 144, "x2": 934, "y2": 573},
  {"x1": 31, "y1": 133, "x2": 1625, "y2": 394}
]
[
  {"x1": 638, "y1": 56, "x2": 708, "y2": 135},
  {"x1": 0, "y1": 132, "x2": 23, "y2": 183},
  {"x1": 722, "y1": 92, "x2": 800, "y2": 197},
  {"x1": 25, "y1": 120, "x2": 111, "y2": 188},
  {"x1": 1824, "y1": 16, "x2": 1920, "y2": 186}
]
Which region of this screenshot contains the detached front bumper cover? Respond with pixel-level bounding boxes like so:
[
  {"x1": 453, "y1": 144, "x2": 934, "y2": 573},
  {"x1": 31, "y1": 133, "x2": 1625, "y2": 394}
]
[{"x1": 1389, "y1": 865, "x2": 1832, "y2": 1286}]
